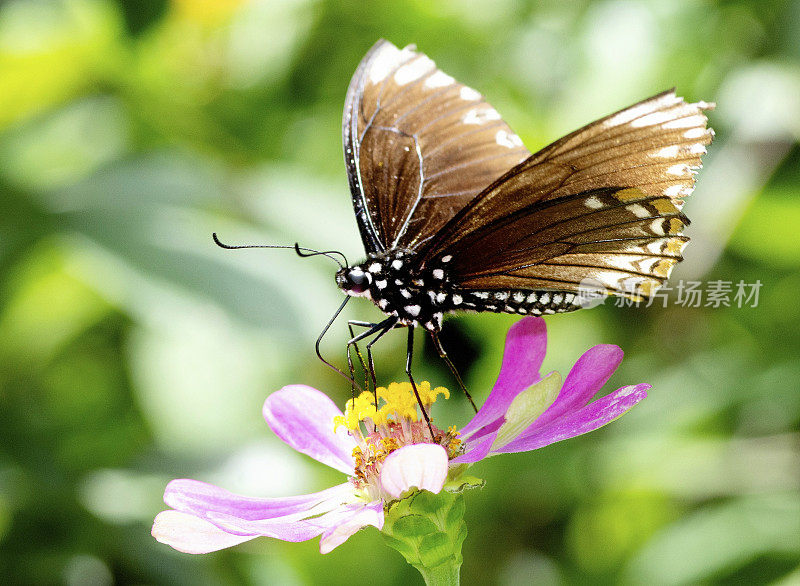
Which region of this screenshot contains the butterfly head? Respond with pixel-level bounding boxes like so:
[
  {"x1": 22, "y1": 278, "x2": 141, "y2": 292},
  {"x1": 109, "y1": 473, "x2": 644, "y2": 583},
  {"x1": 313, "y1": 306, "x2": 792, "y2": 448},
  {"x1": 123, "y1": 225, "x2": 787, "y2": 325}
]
[{"x1": 336, "y1": 266, "x2": 372, "y2": 296}]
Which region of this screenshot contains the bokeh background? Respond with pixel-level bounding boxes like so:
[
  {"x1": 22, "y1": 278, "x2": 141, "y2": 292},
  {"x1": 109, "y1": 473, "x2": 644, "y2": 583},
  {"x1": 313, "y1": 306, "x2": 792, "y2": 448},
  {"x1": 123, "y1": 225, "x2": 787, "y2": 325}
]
[{"x1": 1, "y1": 0, "x2": 799, "y2": 584}]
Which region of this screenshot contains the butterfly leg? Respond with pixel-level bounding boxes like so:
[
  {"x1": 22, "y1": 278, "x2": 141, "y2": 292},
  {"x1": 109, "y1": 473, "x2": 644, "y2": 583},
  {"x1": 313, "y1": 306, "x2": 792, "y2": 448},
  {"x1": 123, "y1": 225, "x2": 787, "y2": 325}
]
[
  {"x1": 405, "y1": 326, "x2": 435, "y2": 438},
  {"x1": 348, "y1": 320, "x2": 382, "y2": 392},
  {"x1": 347, "y1": 317, "x2": 397, "y2": 410},
  {"x1": 347, "y1": 322, "x2": 371, "y2": 395},
  {"x1": 430, "y1": 332, "x2": 478, "y2": 413},
  {"x1": 316, "y1": 296, "x2": 364, "y2": 391}
]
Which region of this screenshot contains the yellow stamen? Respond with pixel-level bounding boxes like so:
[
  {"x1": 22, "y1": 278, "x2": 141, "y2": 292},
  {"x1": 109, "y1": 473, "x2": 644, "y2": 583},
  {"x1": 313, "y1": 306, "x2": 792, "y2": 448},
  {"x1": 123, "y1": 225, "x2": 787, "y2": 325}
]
[{"x1": 334, "y1": 381, "x2": 451, "y2": 431}]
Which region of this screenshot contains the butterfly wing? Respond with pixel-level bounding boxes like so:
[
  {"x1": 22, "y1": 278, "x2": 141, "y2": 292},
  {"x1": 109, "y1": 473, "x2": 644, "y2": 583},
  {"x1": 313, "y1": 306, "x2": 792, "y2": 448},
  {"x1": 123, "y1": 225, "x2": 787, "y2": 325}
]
[
  {"x1": 343, "y1": 39, "x2": 530, "y2": 255},
  {"x1": 420, "y1": 91, "x2": 714, "y2": 300}
]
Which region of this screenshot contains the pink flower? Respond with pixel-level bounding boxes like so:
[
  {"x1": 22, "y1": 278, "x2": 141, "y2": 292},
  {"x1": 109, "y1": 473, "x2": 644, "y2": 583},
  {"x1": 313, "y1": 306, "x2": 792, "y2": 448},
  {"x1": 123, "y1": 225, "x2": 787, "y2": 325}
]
[{"x1": 152, "y1": 317, "x2": 648, "y2": 554}]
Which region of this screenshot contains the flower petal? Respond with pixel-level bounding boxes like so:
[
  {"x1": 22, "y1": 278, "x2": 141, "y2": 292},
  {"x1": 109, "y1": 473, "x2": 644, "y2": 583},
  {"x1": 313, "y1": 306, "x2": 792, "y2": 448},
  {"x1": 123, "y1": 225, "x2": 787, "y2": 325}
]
[
  {"x1": 491, "y1": 384, "x2": 649, "y2": 454},
  {"x1": 491, "y1": 372, "x2": 563, "y2": 450},
  {"x1": 461, "y1": 317, "x2": 547, "y2": 437},
  {"x1": 531, "y1": 344, "x2": 623, "y2": 431},
  {"x1": 451, "y1": 433, "x2": 494, "y2": 464},
  {"x1": 380, "y1": 444, "x2": 449, "y2": 499},
  {"x1": 164, "y1": 479, "x2": 355, "y2": 521},
  {"x1": 152, "y1": 510, "x2": 256, "y2": 554},
  {"x1": 263, "y1": 385, "x2": 357, "y2": 474},
  {"x1": 319, "y1": 501, "x2": 384, "y2": 554},
  {"x1": 209, "y1": 498, "x2": 382, "y2": 546}
]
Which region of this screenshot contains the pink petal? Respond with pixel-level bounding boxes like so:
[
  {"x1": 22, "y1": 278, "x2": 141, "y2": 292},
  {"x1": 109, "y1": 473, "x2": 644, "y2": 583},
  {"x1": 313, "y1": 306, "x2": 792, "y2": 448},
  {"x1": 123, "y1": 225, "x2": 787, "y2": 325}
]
[
  {"x1": 210, "y1": 498, "x2": 382, "y2": 546},
  {"x1": 319, "y1": 501, "x2": 384, "y2": 554},
  {"x1": 461, "y1": 317, "x2": 547, "y2": 437},
  {"x1": 263, "y1": 385, "x2": 357, "y2": 474},
  {"x1": 529, "y1": 344, "x2": 623, "y2": 431},
  {"x1": 164, "y1": 479, "x2": 355, "y2": 521},
  {"x1": 492, "y1": 384, "x2": 649, "y2": 454},
  {"x1": 380, "y1": 444, "x2": 449, "y2": 499},
  {"x1": 451, "y1": 433, "x2": 494, "y2": 464},
  {"x1": 152, "y1": 510, "x2": 256, "y2": 554}
]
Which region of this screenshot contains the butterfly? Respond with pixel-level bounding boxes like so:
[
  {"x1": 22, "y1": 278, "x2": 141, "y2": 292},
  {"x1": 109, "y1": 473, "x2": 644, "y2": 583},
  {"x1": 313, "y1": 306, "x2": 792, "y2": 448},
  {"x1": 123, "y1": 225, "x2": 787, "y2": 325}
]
[{"x1": 323, "y1": 39, "x2": 714, "y2": 406}]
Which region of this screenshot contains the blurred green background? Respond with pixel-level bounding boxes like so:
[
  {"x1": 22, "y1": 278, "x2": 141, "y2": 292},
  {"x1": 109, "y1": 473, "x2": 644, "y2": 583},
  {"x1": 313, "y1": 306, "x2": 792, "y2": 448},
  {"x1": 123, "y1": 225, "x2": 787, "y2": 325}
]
[{"x1": 1, "y1": 0, "x2": 798, "y2": 584}]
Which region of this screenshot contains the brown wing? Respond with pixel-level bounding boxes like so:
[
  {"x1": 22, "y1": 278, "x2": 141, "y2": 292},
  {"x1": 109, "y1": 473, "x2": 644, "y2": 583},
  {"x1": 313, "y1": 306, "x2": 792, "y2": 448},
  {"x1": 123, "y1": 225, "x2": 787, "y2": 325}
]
[
  {"x1": 419, "y1": 91, "x2": 714, "y2": 300},
  {"x1": 342, "y1": 39, "x2": 530, "y2": 254}
]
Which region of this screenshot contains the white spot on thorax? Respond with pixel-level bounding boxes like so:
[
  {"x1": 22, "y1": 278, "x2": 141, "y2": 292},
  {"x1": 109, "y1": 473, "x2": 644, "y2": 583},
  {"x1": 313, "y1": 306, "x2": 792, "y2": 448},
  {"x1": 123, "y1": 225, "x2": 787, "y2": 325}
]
[
  {"x1": 400, "y1": 289, "x2": 412, "y2": 298},
  {"x1": 368, "y1": 262, "x2": 382, "y2": 273},
  {"x1": 435, "y1": 292, "x2": 447, "y2": 303},
  {"x1": 432, "y1": 269, "x2": 444, "y2": 280},
  {"x1": 392, "y1": 259, "x2": 403, "y2": 269},
  {"x1": 405, "y1": 305, "x2": 421, "y2": 317},
  {"x1": 376, "y1": 279, "x2": 387, "y2": 289},
  {"x1": 452, "y1": 294, "x2": 463, "y2": 305}
]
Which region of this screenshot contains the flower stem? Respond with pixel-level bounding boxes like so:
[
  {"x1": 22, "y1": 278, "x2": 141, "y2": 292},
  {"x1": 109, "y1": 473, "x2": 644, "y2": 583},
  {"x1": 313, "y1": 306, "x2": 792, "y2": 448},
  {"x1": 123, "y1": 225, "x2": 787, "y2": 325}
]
[{"x1": 381, "y1": 490, "x2": 466, "y2": 586}]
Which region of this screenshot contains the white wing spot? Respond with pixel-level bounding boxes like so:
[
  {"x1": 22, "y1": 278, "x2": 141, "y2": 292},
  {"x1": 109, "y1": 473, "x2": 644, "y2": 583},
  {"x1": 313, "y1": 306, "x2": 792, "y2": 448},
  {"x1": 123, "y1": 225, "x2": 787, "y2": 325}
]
[
  {"x1": 432, "y1": 269, "x2": 444, "y2": 280},
  {"x1": 585, "y1": 196, "x2": 603, "y2": 209},
  {"x1": 452, "y1": 294, "x2": 463, "y2": 305},
  {"x1": 405, "y1": 305, "x2": 421, "y2": 317},
  {"x1": 441, "y1": 255, "x2": 453, "y2": 263},
  {"x1": 436, "y1": 292, "x2": 447, "y2": 303},
  {"x1": 463, "y1": 107, "x2": 500, "y2": 125},
  {"x1": 494, "y1": 291, "x2": 509, "y2": 301},
  {"x1": 400, "y1": 289, "x2": 412, "y2": 298},
  {"x1": 392, "y1": 259, "x2": 403, "y2": 269},
  {"x1": 684, "y1": 127, "x2": 707, "y2": 139},
  {"x1": 663, "y1": 114, "x2": 706, "y2": 129},
  {"x1": 368, "y1": 44, "x2": 403, "y2": 84},
  {"x1": 603, "y1": 94, "x2": 681, "y2": 128},
  {"x1": 540, "y1": 293, "x2": 550, "y2": 305},
  {"x1": 552, "y1": 293, "x2": 563, "y2": 304},
  {"x1": 664, "y1": 184, "x2": 685, "y2": 197},
  {"x1": 631, "y1": 110, "x2": 674, "y2": 127},
  {"x1": 667, "y1": 163, "x2": 690, "y2": 176},
  {"x1": 650, "y1": 219, "x2": 666, "y2": 236},
  {"x1": 495, "y1": 129, "x2": 523, "y2": 148},
  {"x1": 527, "y1": 293, "x2": 538, "y2": 303},
  {"x1": 513, "y1": 292, "x2": 525, "y2": 302},
  {"x1": 651, "y1": 145, "x2": 680, "y2": 158},
  {"x1": 689, "y1": 143, "x2": 707, "y2": 154},
  {"x1": 394, "y1": 55, "x2": 434, "y2": 85},
  {"x1": 627, "y1": 203, "x2": 650, "y2": 218},
  {"x1": 378, "y1": 299, "x2": 388, "y2": 309},
  {"x1": 474, "y1": 291, "x2": 489, "y2": 299},
  {"x1": 460, "y1": 86, "x2": 481, "y2": 100},
  {"x1": 425, "y1": 70, "x2": 454, "y2": 88}
]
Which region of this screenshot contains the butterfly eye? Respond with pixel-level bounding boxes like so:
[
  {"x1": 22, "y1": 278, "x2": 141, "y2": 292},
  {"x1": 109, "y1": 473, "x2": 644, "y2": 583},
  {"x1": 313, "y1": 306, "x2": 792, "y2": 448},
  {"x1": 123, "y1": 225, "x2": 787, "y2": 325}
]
[{"x1": 338, "y1": 268, "x2": 370, "y2": 293}]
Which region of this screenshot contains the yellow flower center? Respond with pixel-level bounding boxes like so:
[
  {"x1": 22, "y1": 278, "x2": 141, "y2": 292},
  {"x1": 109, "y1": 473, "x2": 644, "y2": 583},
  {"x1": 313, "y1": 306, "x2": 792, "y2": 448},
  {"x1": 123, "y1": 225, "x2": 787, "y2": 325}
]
[{"x1": 333, "y1": 382, "x2": 463, "y2": 493}]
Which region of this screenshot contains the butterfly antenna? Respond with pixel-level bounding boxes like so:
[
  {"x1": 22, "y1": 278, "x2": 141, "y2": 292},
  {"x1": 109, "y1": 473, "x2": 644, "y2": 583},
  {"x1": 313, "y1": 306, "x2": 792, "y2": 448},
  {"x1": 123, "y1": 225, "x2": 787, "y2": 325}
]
[{"x1": 212, "y1": 233, "x2": 347, "y2": 269}]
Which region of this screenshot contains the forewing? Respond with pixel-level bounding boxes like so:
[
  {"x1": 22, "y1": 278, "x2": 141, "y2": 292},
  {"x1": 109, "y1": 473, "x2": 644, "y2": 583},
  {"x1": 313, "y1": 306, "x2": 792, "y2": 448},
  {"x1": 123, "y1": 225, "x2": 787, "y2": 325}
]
[
  {"x1": 438, "y1": 187, "x2": 690, "y2": 300},
  {"x1": 419, "y1": 90, "x2": 713, "y2": 300},
  {"x1": 342, "y1": 40, "x2": 530, "y2": 254}
]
